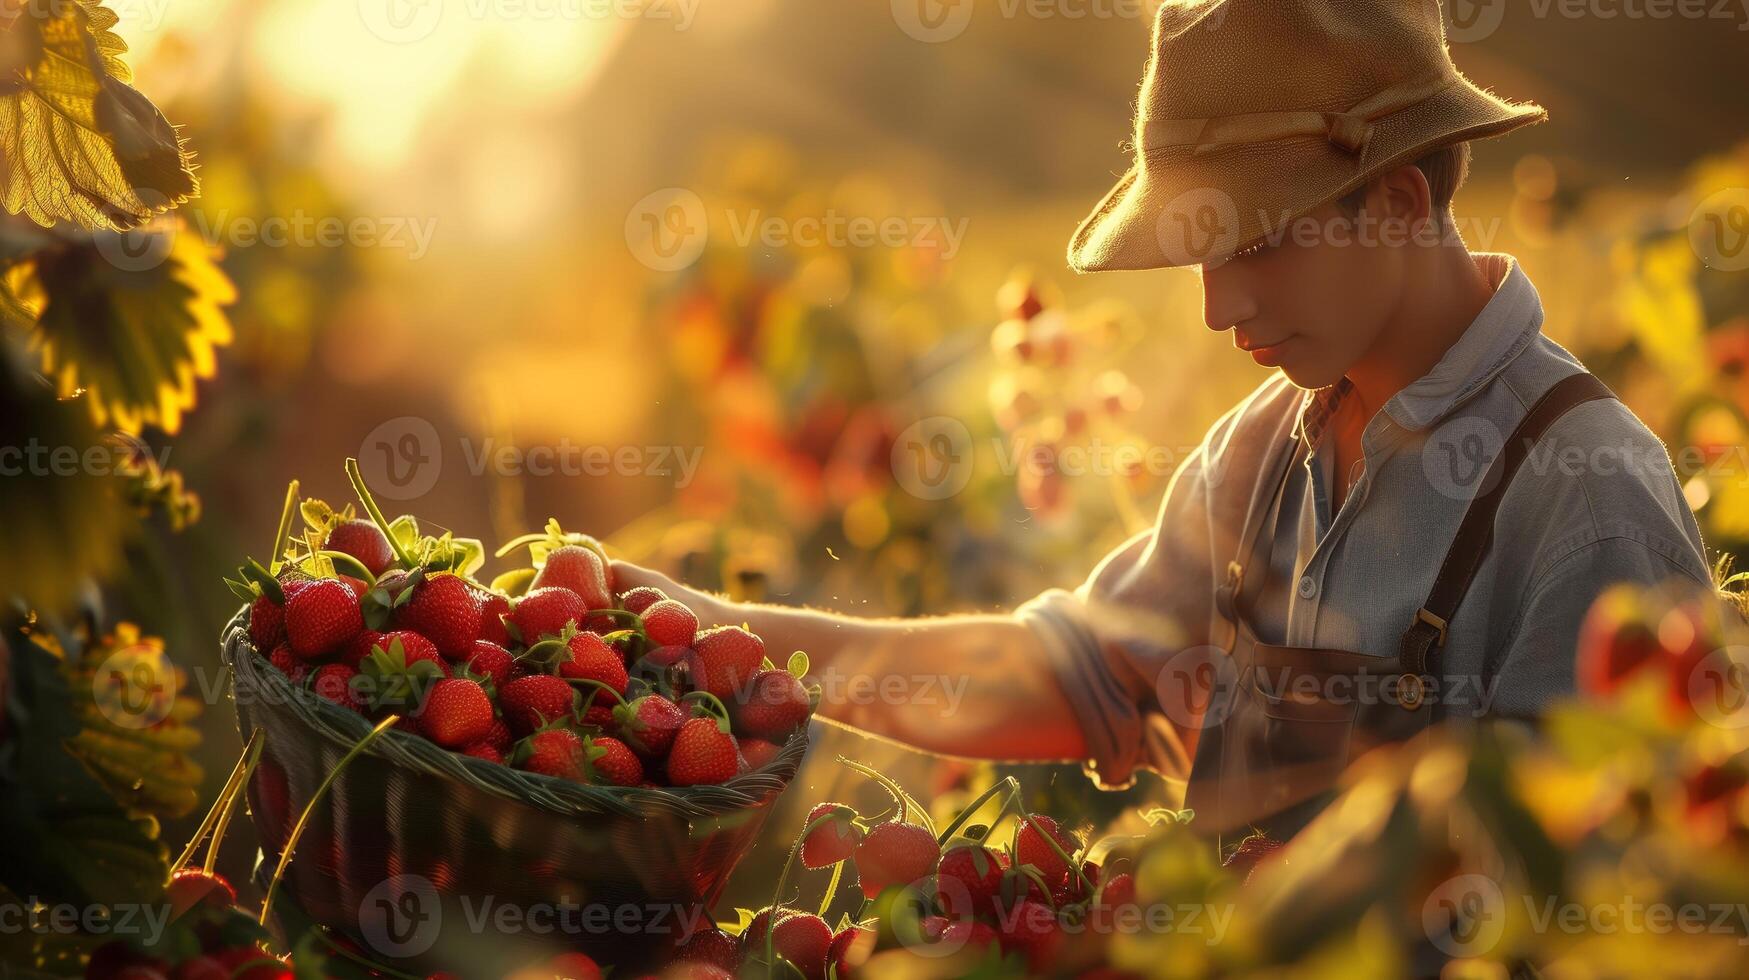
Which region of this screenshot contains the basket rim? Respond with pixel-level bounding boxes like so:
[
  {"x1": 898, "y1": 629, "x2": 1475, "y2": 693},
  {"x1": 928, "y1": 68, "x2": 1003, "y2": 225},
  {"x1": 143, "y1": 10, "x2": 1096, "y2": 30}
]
[{"x1": 221, "y1": 606, "x2": 808, "y2": 821}]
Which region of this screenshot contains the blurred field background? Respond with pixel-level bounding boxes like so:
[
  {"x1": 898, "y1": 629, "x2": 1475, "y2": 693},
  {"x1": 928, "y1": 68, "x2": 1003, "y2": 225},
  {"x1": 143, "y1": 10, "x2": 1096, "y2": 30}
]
[{"x1": 85, "y1": 0, "x2": 1749, "y2": 908}]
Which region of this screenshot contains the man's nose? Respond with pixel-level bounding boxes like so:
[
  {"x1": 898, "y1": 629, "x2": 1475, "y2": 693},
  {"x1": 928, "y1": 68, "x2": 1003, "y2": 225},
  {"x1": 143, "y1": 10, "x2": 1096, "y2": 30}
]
[{"x1": 1198, "y1": 265, "x2": 1257, "y2": 333}]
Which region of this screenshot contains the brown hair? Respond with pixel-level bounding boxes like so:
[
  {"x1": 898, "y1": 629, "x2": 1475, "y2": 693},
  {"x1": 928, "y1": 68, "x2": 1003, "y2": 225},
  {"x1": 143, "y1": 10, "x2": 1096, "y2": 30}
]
[{"x1": 1336, "y1": 141, "x2": 1471, "y2": 226}]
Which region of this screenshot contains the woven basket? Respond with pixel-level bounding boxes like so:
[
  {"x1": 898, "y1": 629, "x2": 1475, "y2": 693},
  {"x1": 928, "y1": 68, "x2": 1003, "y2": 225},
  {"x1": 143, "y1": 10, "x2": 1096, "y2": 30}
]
[{"x1": 221, "y1": 608, "x2": 807, "y2": 973}]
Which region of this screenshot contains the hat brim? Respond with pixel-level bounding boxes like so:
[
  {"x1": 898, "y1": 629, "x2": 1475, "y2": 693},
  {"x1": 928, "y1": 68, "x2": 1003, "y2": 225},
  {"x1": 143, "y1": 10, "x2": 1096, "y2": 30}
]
[{"x1": 1066, "y1": 78, "x2": 1548, "y2": 273}]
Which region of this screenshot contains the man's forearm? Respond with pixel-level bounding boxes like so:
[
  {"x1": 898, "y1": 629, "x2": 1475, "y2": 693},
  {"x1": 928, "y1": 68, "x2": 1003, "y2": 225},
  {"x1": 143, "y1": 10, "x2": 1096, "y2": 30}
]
[
  {"x1": 611, "y1": 560, "x2": 1088, "y2": 762},
  {"x1": 730, "y1": 603, "x2": 1090, "y2": 762}
]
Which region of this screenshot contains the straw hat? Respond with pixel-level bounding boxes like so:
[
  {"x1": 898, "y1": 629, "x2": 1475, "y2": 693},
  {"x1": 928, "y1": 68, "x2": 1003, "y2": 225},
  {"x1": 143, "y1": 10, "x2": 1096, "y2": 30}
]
[{"x1": 1068, "y1": 0, "x2": 1547, "y2": 272}]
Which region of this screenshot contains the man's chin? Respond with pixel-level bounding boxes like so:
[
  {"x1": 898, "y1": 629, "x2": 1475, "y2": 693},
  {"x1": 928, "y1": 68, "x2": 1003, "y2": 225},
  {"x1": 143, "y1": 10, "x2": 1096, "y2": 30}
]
[{"x1": 1277, "y1": 362, "x2": 1344, "y2": 391}]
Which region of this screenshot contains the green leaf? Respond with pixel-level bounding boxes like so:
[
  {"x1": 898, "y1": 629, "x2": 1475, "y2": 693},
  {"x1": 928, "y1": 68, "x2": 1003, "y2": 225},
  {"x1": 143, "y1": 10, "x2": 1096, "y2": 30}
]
[
  {"x1": 0, "y1": 629, "x2": 169, "y2": 908},
  {"x1": 14, "y1": 219, "x2": 234, "y2": 434},
  {"x1": 787, "y1": 650, "x2": 810, "y2": 679},
  {"x1": 0, "y1": 0, "x2": 198, "y2": 232}
]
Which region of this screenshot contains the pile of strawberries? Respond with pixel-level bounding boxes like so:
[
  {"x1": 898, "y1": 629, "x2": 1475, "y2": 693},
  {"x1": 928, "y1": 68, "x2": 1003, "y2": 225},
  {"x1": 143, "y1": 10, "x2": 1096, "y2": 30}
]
[
  {"x1": 651, "y1": 797, "x2": 1162, "y2": 980},
  {"x1": 232, "y1": 495, "x2": 813, "y2": 791}
]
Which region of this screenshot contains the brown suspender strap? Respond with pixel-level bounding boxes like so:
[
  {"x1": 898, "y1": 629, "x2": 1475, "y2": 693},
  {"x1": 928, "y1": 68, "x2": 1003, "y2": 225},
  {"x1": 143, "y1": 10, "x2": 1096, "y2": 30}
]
[{"x1": 1399, "y1": 372, "x2": 1617, "y2": 681}]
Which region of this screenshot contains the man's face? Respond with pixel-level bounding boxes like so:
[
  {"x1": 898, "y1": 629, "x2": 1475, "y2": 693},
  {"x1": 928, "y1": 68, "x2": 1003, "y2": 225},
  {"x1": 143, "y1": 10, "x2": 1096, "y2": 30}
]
[{"x1": 1195, "y1": 200, "x2": 1405, "y2": 390}]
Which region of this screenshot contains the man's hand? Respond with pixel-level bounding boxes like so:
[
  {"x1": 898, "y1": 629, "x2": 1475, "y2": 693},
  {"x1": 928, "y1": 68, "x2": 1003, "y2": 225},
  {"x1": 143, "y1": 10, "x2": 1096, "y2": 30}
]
[
  {"x1": 610, "y1": 559, "x2": 733, "y2": 627},
  {"x1": 606, "y1": 558, "x2": 1090, "y2": 765}
]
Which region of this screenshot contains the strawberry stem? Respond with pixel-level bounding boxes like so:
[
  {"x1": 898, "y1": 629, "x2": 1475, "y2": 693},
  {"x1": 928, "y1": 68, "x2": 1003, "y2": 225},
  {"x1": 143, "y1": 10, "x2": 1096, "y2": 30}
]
[
  {"x1": 204, "y1": 731, "x2": 266, "y2": 875},
  {"x1": 681, "y1": 690, "x2": 732, "y2": 728},
  {"x1": 171, "y1": 727, "x2": 265, "y2": 875},
  {"x1": 314, "y1": 550, "x2": 377, "y2": 585},
  {"x1": 1015, "y1": 806, "x2": 1097, "y2": 897},
  {"x1": 564, "y1": 676, "x2": 628, "y2": 708},
  {"x1": 936, "y1": 776, "x2": 1021, "y2": 847},
  {"x1": 268, "y1": 480, "x2": 300, "y2": 574},
  {"x1": 763, "y1": 811, "x2": 845, "y2": 978},
  {"x1": 260, "y1": 715, "x2": 399, "y2": 926},
  {"x1": 836, "y1": 757, "x2": 936, "y2": 837},
  {"x1": 817, "y1": 860, "x2": 845, "y2": 919},
  {"x1": 344, "y1": 458, "x2": 418, "y2": 571}
]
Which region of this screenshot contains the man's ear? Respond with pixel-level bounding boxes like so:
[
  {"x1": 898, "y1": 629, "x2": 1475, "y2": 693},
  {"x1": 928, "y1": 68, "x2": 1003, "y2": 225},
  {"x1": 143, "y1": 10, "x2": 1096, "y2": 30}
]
[{"x1": 1371, "y1": 163, "x2": 1436, "y2": 237}]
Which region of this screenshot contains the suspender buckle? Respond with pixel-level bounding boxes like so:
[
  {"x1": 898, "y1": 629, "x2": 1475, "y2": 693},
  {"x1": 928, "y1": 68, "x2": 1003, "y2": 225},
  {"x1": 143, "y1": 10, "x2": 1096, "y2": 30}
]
[{"x1": 1414, "y1": 607, "x2": 1448, "y2": 647}]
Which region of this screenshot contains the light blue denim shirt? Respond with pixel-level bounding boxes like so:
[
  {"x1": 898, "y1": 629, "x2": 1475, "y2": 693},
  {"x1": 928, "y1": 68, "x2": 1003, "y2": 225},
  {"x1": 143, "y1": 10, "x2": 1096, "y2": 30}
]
[{"x1": 1020, "y1": 254, "x2": 1713, "y2": 788}]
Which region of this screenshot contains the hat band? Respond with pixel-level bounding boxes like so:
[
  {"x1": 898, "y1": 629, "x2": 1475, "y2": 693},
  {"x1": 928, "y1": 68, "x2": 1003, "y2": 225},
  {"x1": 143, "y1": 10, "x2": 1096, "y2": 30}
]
[{"x1": 1140, "y1": 73, "x2": 1459, "y2": 157}]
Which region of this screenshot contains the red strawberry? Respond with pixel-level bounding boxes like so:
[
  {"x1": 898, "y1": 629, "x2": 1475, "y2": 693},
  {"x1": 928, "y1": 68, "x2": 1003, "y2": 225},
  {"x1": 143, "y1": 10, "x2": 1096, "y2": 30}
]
[
  {"x1": 613, "y1": 693, "x2": 686, "y2": 757},
  {"x1": 740, "y1": 737, "x2": 780, "y2": 770},
  {"x1": 1223, "y1": 833, "x2": 1283, "y2": 883},
  {"x1": 994, "y1": 899, "x2": 1061, "y2": 971},
  {"x1": 584, "y1": 735, "x2": 644, "y2": 786},
  {"x1": 359, "y1": 633, "x2": 448, "y2": 712},
  {"x1": 499, "y1": 674, "x2": 578, "y2": 735},
  {"x1": 482, "y1": 717, "x2": 513, "y2": 750},
  {"x1": 558, "y1": 632, "x2": 628, "y2": 708},
  {"x1": 765, "y1": 913, "x2": 832, "y2": 980},
  {"x1": 545, "y1": 951, "x2": 602, "y2": 980},
  {"x1": 937, "y1": 844, "x2": 1003, "y2": 918},
  {"x1": 267, "y1": 644, "x2": 307, "y2": 684},
  {"x1": 687, "y1": 626, "x2": 765, "y2": 700},
  {"x1": 853, "y1": 822, "x2": 940, "y2": 899},
  {"x1": 829, "y1": 924, "x2": 875, "y2": 977},
  {"x1": 920, "y1": 916, "x2": 998, "y2": 951},
  {"x1": 338, "y1": 575, "x2": 370, "y2": 601},
  {"x1": 801, "y1": 803, "x2": 863, "y2": 869},
  {"x1": 284, "y1": 579, "x2": 364, "y2": 658},
  {"x1": 418, "y1": 678, "x2": 495, "y2": 748},
  {"x1": 676, "y1": 927, "x2": 742, "y2": 972},
  {"x1": 513, "y1": 728, "x2": 589, "y2": 781},
  {"x1": 462, "y1": 742, "x2": 504, "y2": 764},
  {"x1": 509, "y1": 587, "x2": 589, "y2": 645},
  {"x1": 642, "y1": 599, "x2": 698, "y2": 647},
  {"x1": 580, "y1": 703, "x2": 616, "y2": 730},
  {"x1": 620, "y1": 586, "x2": 667, "y2": 614},
  {"x1": 733, "y1": 669, "x2": 811, "y2": 739},
  {"x1": 463, "y1": 640, "x2": 513, "y2": 691},
  {"x1": 396, "y1": 573, "x2": 482, "y2": 659},
  {"x1": 326, "y1": 519, "x2": 397, "y2": 577},
  {"x1": 374, "y1": 631, "x2": 444, "y2": 669},
  {"x1": 1015, "y1": 814, "x2": 1082, "y2": 888},
  {"x1": 166, "y1": 867, "x2": 236, "y2": 918},
  {"x1": 475, "y1": 589, "x2": 512, "y2": 645},
  {"x1": 532, "y1": 546, "x2": 613, "y2": 609},
  {"x1": 1096, "y1": 872, "x2": 1137, "y2": 909},
  {"x1": 341, "y1": 629, "x2": 386, "y2": 668},
  {"x1": 248, "y1": 593, "x2": 284, "y2": 650},
  {"x1": 666, "y1": 717, "x2": 739, "y2": 786},
  {"x1": 309, "y1": 664, "x2": 365, "y2": 713},
  {"x1": 643, "y1": 644, "x2": 691, "y2": 669}
]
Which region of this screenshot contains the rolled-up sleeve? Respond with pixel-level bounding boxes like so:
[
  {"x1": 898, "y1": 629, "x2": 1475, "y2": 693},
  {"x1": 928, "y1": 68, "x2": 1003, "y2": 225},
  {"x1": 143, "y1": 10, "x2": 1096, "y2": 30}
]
[{"x1": 1016, "y1": 436, "x2": 1223, "y2": 788}]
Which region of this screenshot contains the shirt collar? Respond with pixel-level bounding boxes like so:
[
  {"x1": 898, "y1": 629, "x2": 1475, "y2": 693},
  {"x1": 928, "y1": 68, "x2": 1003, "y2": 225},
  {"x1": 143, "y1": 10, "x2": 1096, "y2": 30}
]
[{"x1": 1296, "y1": 253, "x2": 1543, "y2": 444}]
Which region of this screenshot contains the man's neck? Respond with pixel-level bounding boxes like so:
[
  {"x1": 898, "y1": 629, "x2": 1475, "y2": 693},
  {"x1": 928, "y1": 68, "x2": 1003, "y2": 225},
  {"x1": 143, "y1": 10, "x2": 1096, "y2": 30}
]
[{"x1": 1342, "y1": 246, "x2": 1498, "y2": 423}]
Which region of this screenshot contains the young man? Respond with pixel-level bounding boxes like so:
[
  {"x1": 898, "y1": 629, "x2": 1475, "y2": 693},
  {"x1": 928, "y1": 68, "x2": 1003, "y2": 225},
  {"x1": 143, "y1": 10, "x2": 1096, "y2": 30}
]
[{"x1": 615, "y1": 0, "x2": 1714, "y2": 835}]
